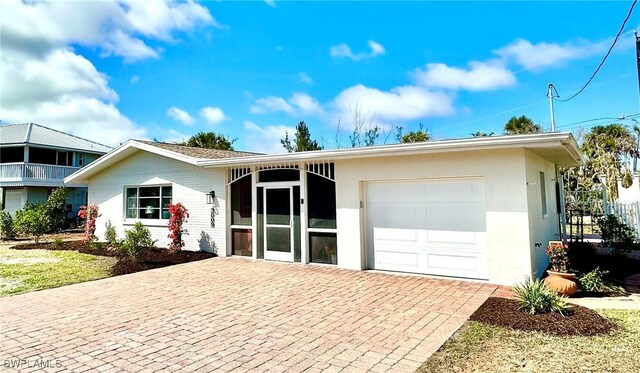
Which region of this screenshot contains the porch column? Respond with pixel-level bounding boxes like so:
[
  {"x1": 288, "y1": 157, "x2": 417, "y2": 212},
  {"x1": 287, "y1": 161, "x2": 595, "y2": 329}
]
[
  {"x1": 251, "y1": 168, "x2": 258, "y2": 259},
  {"x1": 300, "y1": 165, "x2": 309, "y2": 264}
]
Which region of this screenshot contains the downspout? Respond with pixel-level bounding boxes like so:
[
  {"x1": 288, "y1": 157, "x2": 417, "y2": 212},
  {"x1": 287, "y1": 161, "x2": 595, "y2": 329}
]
[{"x1": 556, "y1": 166, "x2": 567, "y2": 243}]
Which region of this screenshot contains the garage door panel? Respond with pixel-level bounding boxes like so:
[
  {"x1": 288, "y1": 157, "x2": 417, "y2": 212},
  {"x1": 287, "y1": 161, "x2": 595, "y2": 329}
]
[
  {"x1": 366, "y1": 179, "x2": 488, "y2": 280},
  {"x1": 374, "y1": 227, "x2": 420, "y2": 242},
  {"x1": 425, "y1": 203, "x2": 485, "y2": 231}
]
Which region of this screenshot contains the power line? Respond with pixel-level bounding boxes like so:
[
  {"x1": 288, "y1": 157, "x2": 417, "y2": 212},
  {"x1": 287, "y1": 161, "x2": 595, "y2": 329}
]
[
  {"x1": 556, "y1": 0, "x2": 638, "y2": 102},
  {"x1": 556, "y1": 112, "x2": 640, "y2": 130}
]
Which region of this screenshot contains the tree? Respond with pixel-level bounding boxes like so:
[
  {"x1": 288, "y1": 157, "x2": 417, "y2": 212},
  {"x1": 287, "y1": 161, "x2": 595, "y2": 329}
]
[
  {"x1": 504, "y1": 115, "x2": 542, "y2": 135},
  {"x1": 14, "y1": 203, "x2": 52, "y2": 243},
  {"x1": 396, "y1": 123, "x2": 431, "y2": 143},
  {"x1": 471, "y1": 131, "x2": 494, "y2": 137},
  {"x1": 183, "y1": 132, "x2": 235, "y2": 150},
  {"x1": 45, "y1": 187, "x2": 68, "y2": 230},
  {"x1": 281, "y1": 121, "x2": 323, "y2": 152},
  {"x1": 580, "y1": 123, "x2": 637, "y2": 200}
]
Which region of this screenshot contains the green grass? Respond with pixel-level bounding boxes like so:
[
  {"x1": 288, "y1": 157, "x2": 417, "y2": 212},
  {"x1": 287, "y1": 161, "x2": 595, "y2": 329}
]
[
  {"x1": 419, "y1": 309, "x2": 640, "y2": 373},
  {"x1": 0, "y1": 246, "x2": 117, "y2": 296}
]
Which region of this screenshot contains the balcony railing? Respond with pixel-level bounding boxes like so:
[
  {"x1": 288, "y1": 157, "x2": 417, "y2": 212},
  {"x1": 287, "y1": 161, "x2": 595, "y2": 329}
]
[{"x1": 0, "y1": 162, "x2": 80, "y2": 181}]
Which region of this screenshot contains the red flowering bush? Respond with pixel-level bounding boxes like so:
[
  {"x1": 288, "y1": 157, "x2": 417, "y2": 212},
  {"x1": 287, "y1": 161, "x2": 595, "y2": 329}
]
[
  {"x1": 78, "y1": 204, "x2": 100, "y2": 242},
  {"x1": 167, "y1": 203, "x2": 189, "y2": 252},
  {"x1": 546, "y1": 241, "x2": 570, "y2": 273}
]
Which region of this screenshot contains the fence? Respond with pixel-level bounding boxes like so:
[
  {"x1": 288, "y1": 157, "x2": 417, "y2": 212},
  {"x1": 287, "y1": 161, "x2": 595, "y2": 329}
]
[{"x1": 611, "y1": 201, "x2": 640, "y2": 236}]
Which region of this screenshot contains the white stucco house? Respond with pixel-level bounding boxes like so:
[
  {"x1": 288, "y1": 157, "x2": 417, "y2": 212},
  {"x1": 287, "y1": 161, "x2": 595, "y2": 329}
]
[{"x1": 64, "y1": 132, "x2": 584, "y2": 285}]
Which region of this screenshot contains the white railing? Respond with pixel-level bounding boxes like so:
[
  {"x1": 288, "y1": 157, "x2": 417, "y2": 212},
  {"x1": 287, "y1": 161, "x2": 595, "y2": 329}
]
[
  {"x1": 611, "y1": 201, "x2": 640, "y2": 236},
  {"x1": 0, "y1": 162, "x2": 80, "y2": 180}
]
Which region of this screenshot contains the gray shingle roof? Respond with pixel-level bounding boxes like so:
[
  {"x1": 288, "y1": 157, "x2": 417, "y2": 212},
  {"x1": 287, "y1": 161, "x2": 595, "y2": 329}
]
[
  {"x1": 135, "y1": 140, "x2": 261, "y2": 159},
  {"x1": 0, "y1": 123, "x2": 112, "y2": 153}
]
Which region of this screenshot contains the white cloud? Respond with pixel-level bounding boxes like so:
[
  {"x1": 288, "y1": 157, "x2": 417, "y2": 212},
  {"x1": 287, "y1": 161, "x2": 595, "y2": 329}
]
[
  {"x1": 166, "y1": 106, "x2": 194, "y2": 125},
  {"x1": 297, "y1": 72, "x2": 314, "y2": 84},
  {"x1": 330, "y1": 40, "x2": 386, "y2": 61},
  {"x1": 332, "y1": 84, "x2": 454, "y2": 125},
  {"x1": 1, "y1": 0, "x2": 215, "y2": 61},
  {"x1": 250, "y1": 93, "x2": 323, "y2": 116},
  {"x1": 250, "y1": 96, "x2": 294, "y2": 114},
  {"x1": 0, "y1": 0, "x2": 217, "y2": 145},
  {"x1": 130, "y1": 75, "x2": 140, "y2": 84},
  {"x1": 200, "y1": 106, "x2": 227, "y2": 125},
  {"x1": 413, "y1": 60, "x2": 516, "y2": 91},
  {"x1": 265, "y1": 0, "x2": 276, "y2": 7},
  {"x1": 243, "y1": 121, "x2": 295, "y2": 154},
  {"x1": 494, "y1": 38, "x2": 611, "y2": 70}
]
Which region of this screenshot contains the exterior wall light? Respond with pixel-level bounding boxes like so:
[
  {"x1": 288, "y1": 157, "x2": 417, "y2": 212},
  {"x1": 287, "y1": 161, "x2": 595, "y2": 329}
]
[{"x1": 206, "y1": 191, "x2": 216, "y2": 204}]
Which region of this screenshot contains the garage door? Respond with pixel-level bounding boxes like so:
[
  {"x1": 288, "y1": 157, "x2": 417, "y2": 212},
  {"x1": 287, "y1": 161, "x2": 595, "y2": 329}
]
[{"x1": 365, "y1": 178, "x2": 488, "y2": 280}]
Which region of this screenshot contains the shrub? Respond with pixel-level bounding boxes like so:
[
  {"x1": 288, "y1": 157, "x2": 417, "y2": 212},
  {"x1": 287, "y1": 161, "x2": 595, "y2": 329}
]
[
  {"x1": 546, "y1": 241, "x2": 570, "y2": 273},
  {"x1": 121, "y1": 222, "x2": 155, "y2": 260},
  {"x1": 0, "y1": 210, "x2": 16, "y2": 240},
  {"x1": 78, "y1": 204, "x2": 100, "y2": 242},
  {"x1": 89, "y1": 241, "x2": 104, "y2": 250},
  {"x1": 579, "y1": 267, "x2": 607, "y2": 293},
  {"x1": 513, "y1": 277, "x2": 571, "y2": 315},
  {"x1": 14, "y1": 203, "x2": 52, "y2": 244},
  {"x1": 45, "y1": 187, "x2": 69, "y2": 230},
  {"x1": 51, "y1": 237, "x2": 64, "y2": 248},
  {"x1": 598, "y1": 214, "x2": 638, "y2": 254},
  {"x1": 104, "y1": 220, "x2": 118, "y2": 246},
  {"x1": 579, "y1": 267, "x2": 626, "y2": 295},
  {"x1": 167, "y1": 203, "x2": 189, "y2": 252}
]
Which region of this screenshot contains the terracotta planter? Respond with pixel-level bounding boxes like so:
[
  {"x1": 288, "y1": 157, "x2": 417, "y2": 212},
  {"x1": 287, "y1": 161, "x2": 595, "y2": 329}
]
[{"x1": 544, "y1": 270, "x2": 578, "y2": 296}]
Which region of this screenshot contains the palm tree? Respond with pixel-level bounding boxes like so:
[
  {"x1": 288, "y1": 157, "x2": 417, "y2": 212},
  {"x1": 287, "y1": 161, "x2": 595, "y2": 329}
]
[
  {"x1": 183, "y1": 132, "x2": 235, "y2": 150},
  {"x1": 470, "y1": 132, "x2": 494, "y2": 137},
  {"x1": 504, "y1": 116, "x2": 542, "y2": 135}
]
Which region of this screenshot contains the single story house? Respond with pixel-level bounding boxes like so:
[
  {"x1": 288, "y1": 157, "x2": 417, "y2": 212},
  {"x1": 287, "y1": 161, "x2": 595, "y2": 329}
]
[{"x1": 65, "y1": 132, "x2": 584, "y2": 285}]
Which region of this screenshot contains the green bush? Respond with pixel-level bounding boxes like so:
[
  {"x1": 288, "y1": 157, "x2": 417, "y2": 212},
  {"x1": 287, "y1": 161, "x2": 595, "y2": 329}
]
[
  {"x1": 104, "y1": 220, "x2": 118, "y2": 246},
  {"x1": 579, "y1": 267, "x2": 607, "y2": 293},
  {"x1": 120, "y1": 222, "x2": 155, "y2": 260},
  {"x1": 89, "y1": 241, "x2": 104, "y2": 250},
  {"x1": 598, "y1": 214, "x2": 638, "y2": 254},
  {"x1": 51, "y1": 237, "x2": 64, "y2": 248},
  {"x1": 0, "y1": 210, "x2": 16, "y2": 240},
  {"x1": 14, "y1": 203, "x2": 52, "y2": 244},
  {"x1": 45, "y1": 187, "x2": 69, "y2": 230},
  {"x1": 513, "y1": 278, "x2": 571, "y2": 315}
]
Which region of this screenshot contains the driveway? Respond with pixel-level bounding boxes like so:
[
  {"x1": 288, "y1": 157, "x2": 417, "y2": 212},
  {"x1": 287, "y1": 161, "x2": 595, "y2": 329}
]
[{"x1": 0, "y1": 258, "x2": 496, "y2": 372}]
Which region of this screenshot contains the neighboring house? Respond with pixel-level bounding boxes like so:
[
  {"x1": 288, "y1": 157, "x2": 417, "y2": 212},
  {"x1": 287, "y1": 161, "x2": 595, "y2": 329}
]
[
  {"x1": 65, "y1": 133, "x2": 584, "y2": 285},
  {"x1": 0, "y1": 123, "x2": 111, "y2": 215}
]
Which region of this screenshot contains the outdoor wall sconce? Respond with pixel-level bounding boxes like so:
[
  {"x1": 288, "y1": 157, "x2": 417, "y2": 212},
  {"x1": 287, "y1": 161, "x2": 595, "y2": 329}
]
[{"x1": 206, "y1": 190, "x2": 216, "y2": 204}]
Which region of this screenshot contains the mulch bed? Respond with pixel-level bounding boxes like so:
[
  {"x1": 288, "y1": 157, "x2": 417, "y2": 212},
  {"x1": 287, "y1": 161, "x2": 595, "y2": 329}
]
[
  {"x1": 9, "y1": 241, "x2": 215, "y2": 276},
  {"x1": 470, "y1": 297, "x2": 617, "y2": 336}
]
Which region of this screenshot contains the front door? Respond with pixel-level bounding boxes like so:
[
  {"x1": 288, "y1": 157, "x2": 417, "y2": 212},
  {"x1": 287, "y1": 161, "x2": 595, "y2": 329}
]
[{"x1": 264, "y1": 187, "x2": 294, "y2": 261}]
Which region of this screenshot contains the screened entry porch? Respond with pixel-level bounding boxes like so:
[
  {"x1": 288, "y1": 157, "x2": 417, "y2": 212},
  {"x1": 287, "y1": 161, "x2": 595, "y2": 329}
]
[{"x1": 228, "y1": 163, "x2": 338, "y2": 265}]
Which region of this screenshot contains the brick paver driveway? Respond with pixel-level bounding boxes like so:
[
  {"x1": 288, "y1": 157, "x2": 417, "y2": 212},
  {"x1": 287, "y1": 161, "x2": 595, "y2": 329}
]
[{"x1": 1, "y1": 258, "x2": 496, "y2": 372}]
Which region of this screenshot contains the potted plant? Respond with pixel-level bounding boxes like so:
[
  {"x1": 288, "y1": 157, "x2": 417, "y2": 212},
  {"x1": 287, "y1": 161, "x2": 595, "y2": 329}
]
[{"x1": 543, "y1": 241, "x2": 578, "y2": 296}]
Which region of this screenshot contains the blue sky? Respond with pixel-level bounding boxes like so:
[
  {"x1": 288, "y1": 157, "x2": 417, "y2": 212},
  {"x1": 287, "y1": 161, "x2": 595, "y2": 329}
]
[{"x1": 2, "y1": 1, "x2": 639, "y2": 153}]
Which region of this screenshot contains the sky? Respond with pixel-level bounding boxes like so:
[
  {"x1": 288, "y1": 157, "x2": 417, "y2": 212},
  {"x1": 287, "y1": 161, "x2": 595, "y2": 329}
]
[{"x1": 1, "y1": 0, "x2": 640, "y2": 154}]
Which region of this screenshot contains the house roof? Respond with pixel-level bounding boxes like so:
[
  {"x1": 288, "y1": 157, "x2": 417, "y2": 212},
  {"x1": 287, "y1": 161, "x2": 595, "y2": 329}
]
[
  {"x1": 65, "y1": 132, "x2": 585, "y2": 185},
  {"x1": 0, "y1": 123, "x2": 112, "y2": 154},
  {"x1": 135, "y1": 140, "x2": 259, "y2": 159}
]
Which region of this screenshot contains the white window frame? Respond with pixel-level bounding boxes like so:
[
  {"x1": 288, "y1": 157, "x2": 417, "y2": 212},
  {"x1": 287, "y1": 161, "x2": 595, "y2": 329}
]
[{"x1": 124, "y1": 185, "x2": 173, "y2": 222}]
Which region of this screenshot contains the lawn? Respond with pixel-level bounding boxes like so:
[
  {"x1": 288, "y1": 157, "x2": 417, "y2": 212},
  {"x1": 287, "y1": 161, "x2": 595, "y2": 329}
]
[
  {"x1": 419, "y1": 309, "x2": 640, "y2": 373},
  {"x1": 0, "y1": 245, "x2": 117, "y2": 296}
]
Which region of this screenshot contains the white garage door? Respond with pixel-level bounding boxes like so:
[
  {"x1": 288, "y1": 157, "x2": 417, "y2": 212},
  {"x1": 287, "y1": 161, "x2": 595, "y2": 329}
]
[{"x1": 365, "y1": 178, "x2": 488, "y2": 280}]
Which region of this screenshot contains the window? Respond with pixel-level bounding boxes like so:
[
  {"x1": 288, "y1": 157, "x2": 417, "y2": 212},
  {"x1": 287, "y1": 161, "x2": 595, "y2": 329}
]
[
  {"x1": 77, "y1": 153, "x2": 84, "y2": 167},
  {"x1": 125, "y1": 185, "x2": 172, "y2": 220},
  {"x1": 539, "y1": 171, "x2": 547, "y2": 217}
]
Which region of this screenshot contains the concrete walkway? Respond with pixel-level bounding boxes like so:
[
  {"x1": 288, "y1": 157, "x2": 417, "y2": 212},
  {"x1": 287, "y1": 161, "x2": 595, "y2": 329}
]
[{"x1": 0, "y1": 257, "x2": 496, "y2": 372}]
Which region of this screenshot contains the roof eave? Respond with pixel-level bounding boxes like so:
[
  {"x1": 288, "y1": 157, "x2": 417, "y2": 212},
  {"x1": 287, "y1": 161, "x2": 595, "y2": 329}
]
[
  {"x1": 196, "y1": 132, "x2": 584, "y2": 167},
  {"x1": 64, "y1": 140, "x2": 200, "y2": 184}
]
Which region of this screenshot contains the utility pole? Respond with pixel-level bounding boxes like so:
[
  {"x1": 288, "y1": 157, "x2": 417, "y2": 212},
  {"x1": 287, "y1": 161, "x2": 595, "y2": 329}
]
[
  {"x1": 547, "y1": 83, "x2": 556, "y2": 132},
  {"x1": 635, "y1": 30, "x2": 640, "y2": 111}
]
